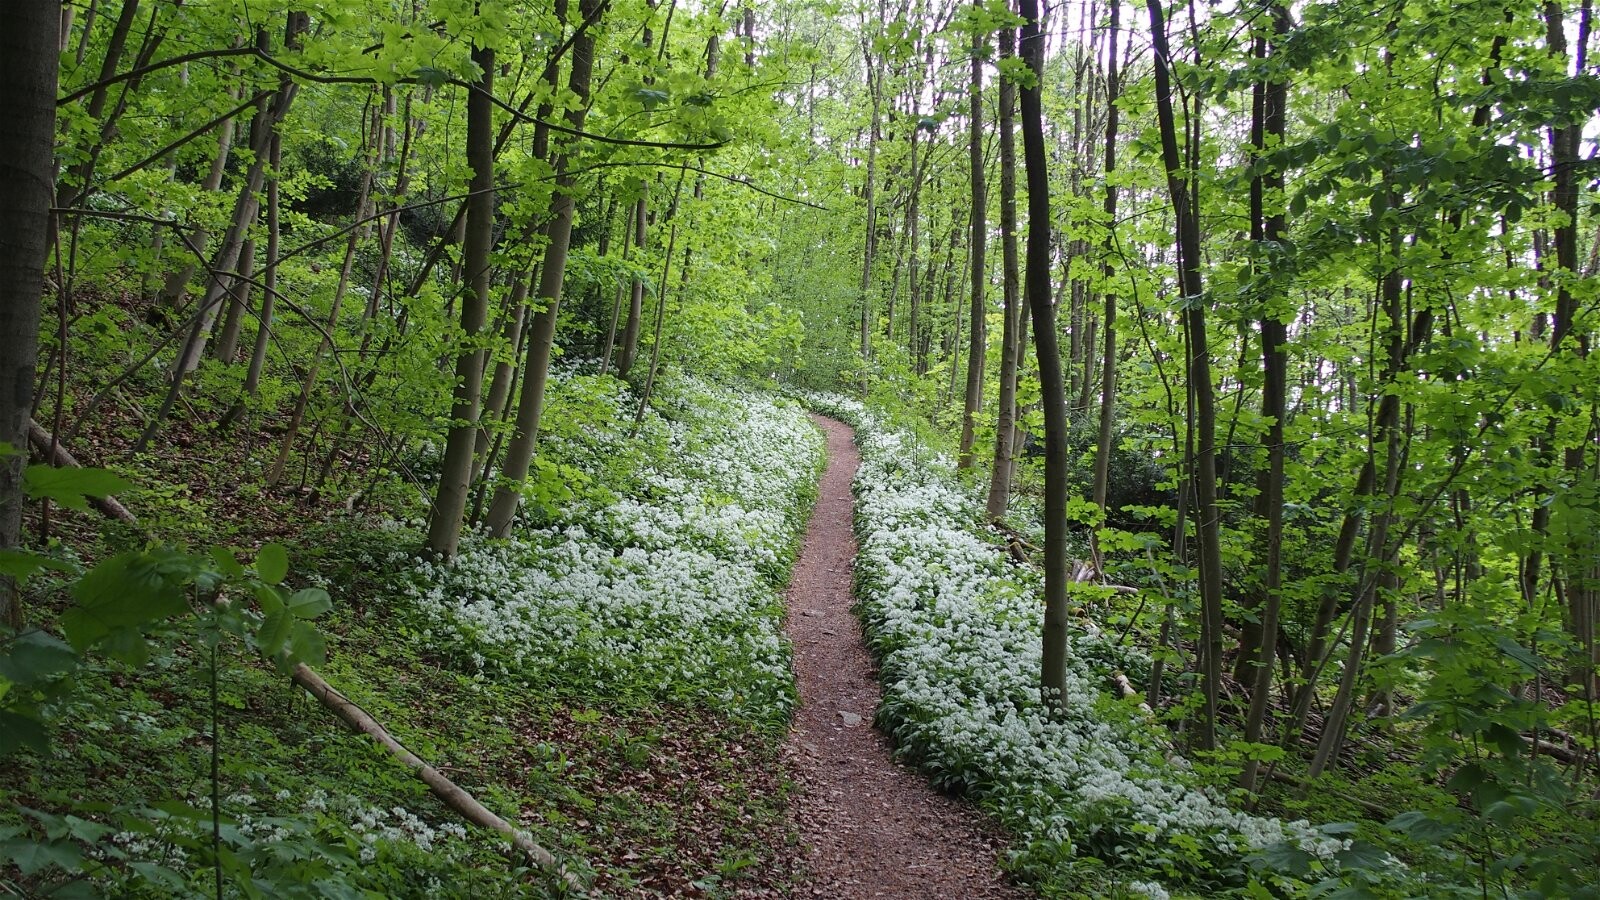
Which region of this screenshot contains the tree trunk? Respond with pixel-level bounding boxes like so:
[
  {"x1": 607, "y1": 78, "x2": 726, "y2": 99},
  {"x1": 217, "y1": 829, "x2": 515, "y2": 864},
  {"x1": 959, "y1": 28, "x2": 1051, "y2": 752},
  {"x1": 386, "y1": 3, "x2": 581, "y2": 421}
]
[
  {"x1": 859, "y1": 38, "x2": 883, "y2": 391},
  {"x1": 1089, "y1": 0, "x2": 1122, "y2": 521},
  {"x1": 985, "y1": 24, "x2": 1021, "y2": 519},
  {"x1": 1018, "y1": 0, "x2": 1069, "y2": 708},
  {"x1": 1147, "y1": 0, "x2": 1223, "y2": 749},
  {"x1": 482, "y1": 0, "x2": 602, "y2": 539},
  {"x1": 958, "y1": 25, "x2": 988, "y2": 469},
  {"x1": 0, "y1": 2, "x2": 58, "y2": 628},
  {"x1": 1240, "y1": 1, "x2": 1290, "y2": 792},
  {"x1": 424, "y1": 44, "x2": 496, "y2": 559},
  {"x1": 211, "y1": 238, "x2": 254, "y2": 364},
  {"x1": 616, "y1": 194, "x2": 649, "y2": 379}
]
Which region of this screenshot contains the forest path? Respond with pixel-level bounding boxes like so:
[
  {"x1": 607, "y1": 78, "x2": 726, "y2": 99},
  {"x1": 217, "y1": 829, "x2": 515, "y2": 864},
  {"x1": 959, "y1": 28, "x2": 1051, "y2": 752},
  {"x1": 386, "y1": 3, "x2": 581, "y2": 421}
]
[{"x1": 777, "y1": 415, "x2": 1026, "y2": 898}]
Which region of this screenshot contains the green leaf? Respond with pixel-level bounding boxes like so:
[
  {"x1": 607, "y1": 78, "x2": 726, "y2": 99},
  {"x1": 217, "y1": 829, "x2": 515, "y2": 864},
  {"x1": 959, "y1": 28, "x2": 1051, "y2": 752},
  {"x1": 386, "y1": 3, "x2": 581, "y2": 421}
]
[
  {"x1": 256, "y1": 543, "x2": 289, "y2": 585},
  {"x1": 0, "y1": 836, "x2": 85, "y2": 876},
  {"x1": 210, "y1": 547, "x2": 246, "y2": 579},
  {"x1": 22, "y1": 466, "x2": 131, "y2": 513},
  {"x1": 1493, "y1": 635, "x2": 1543, "y2": 674},
  {"x1": 1387, "y1": 810, "x2": 1461, "y2": 843},
  {"x1": 0, "y1": 710, "x2": 49, "y2": 756},
  {"x1": 65, "y1": 552, "x2": 189, "y2": 649},
  {"x1": 99, "y1": 627, "x2": 150, "y2": 667},
  {"x1": 414, "y1": 65, "x2": 452, "y2": 87},
  {"x1": 0, "y1": 630, "x2": 78, "y2": 686},
  {"x1": 286, "y1": 587, "x2": 332, "y2": 619},
  {"x1": 0, "y1": 549, "x2": 73, "y2": 584},
  {"x1": 255, "y1": 587, "x2": 290, "y2": 658},
  {"x1": 285, "y1": 621, "x2": 326, "y2": 668},
  {"x1": 633, "y1": 87, "x2": 671, "y2": 109}
]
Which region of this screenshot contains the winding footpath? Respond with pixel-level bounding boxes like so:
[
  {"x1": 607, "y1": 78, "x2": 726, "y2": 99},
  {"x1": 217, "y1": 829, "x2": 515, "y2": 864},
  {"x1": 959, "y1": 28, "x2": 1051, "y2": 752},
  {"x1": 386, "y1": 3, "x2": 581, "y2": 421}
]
[{"x1": 780, "y1": 415, "x2": 1025, "y2": 898}]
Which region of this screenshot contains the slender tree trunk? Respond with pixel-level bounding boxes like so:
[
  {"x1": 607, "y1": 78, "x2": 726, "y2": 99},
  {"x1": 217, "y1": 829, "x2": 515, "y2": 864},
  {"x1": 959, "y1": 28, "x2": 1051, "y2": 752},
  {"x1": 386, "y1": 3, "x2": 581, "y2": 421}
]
[
  {"x1": 224, "y1": 132, "x2": 282, "y2": 430},
  {"x1": 133, "y1": 16, "x2": 305, "y2": 454},
  {"x1": 1147, "y1": 0, "x2": 1223, "y2": 749},
  {"x1": 859, "y1": 40, "x2": 883, "y2": 391},
  {"x1": 482, "y1": 0, "x2": 602, "y2": 538},
  {"x1": 0, "y1": 2, "x2": 59, "y2": 628},
  {"x1": 958, "y1": 24, "x2": 988, "y2": 469},
  {"x1": 1545, "y1": 0, "x2": 1598, "y2": 703},
  {"x1": 1240, "y1": 1, "x2": 1290, "y2": 792},
  {"x1": 424, "y1": 44, "x2": 496, "y2": 558},
  {"x1": 266, "y1": 119, "x2": 378, "y2": 487},
  {"x1": 1018, "y1": 0, "x2": 1069, "y2": 708},
  {"x1": 212, "y1": 238, "x2": 254, "y2": 363},
  {"x1": 617, "y1": 194, "x2": 649, "y2": 379},
  {"x1": 985, "y1": 24, "x2": 1021, "y2": 519},
  {"x1": 1089, "y1": 0, "x2": 1122, "y2": 521}
]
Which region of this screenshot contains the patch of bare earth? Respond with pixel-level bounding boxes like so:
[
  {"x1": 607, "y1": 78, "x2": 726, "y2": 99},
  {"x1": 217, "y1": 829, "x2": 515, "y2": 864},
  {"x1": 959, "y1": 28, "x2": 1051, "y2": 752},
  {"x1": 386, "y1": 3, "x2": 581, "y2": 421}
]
[{"x1": 778, "y1": 415, "x2": 1027, "y2": 899}]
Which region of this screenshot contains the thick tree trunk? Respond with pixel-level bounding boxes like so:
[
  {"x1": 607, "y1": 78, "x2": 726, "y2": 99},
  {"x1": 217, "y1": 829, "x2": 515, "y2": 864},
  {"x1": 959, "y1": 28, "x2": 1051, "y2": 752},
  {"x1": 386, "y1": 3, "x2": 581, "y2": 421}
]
[{"x1": 0, "y1": 2, "x2": 59, "y2": 628}]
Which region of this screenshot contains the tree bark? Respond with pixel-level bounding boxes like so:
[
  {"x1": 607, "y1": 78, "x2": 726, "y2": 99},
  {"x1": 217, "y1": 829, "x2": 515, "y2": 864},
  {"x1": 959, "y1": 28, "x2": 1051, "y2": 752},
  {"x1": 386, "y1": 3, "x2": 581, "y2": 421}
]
[
  {"x1": 1147, "y1": 0, "x2": 1223, "y2": 749},
  {"x1": 1018, "y1": 0, "x2": 1069, "y2": 708},
  {"x1": 958, "y1": 23, "x2": 988, "y2": 469},
  {"x1": 1240, "y1": 0, "x2": 1290, "y2": 792},
  {"x1": 424, "y1": 43, "x2": 497, "y2": 558},
  {"x1": 1089, "y1": 0, "x2": 1123, "y2": 521},
  {"x1": 0, "y1": 2, "x2": 59, "y2": 628},
  {"x1": 985, "y1": 24, "x2": 1021, "y2": 519},
  {"x1": 482, "y1": 0, "x2": 603, "y2": 539}
]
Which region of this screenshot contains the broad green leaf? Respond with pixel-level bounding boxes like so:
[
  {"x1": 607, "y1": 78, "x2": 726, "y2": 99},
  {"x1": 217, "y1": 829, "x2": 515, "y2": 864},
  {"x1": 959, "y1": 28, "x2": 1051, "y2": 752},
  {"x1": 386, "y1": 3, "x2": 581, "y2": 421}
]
[
  {"x1": 255, "y1": 587, "x2": 290, "y2": 658},
  {"x1": 285, "y1": 621, "x2": 326, "y2": 668},
  {"x1": 0, "y1": 630, "x2": 78, "y2": 686},
  {"x1": 0, "y1": 710, "x2": 49, "y2": 756},
  {"x1": 0, "y1": 836, "x2": 84, "y2": 876},
  {"x1": 0, "y1": 550, "x2": 73, "y2": 584},
  {"x1": 22, "y1": 466, "x2": 132, "y2": 512},
  {"x1": 286, "y1": 587, "x2": 332, "y2": 619},
  {"x1": 256, "y1": 543, "x2": 289, "y2": 585}
]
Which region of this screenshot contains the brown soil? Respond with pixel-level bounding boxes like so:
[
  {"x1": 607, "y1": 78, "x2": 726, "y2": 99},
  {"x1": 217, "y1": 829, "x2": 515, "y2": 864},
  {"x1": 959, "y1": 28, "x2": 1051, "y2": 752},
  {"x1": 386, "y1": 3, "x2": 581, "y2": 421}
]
[{"x1": 779, "y1": 415, "x2": 1027, "y2": 899}]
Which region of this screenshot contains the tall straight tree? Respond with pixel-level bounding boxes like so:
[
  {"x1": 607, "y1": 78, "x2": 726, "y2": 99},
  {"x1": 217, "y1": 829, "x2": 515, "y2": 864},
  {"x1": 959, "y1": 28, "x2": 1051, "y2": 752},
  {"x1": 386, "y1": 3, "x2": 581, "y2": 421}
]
[
  {"x1": 985, "y1": 20, "x2": 1021, "y2": 518},
  {"x1": 1089, "y1": 0, "x2": 1121, "y2": 522},
  {"x1": 0, "y1": 3, "x2": 59, "y2": 628},
  {"x1": 1239, "y1": 0, "x2": 1290, "y2": 792},
  {"x1": 1016, "y1": 0, "x2": 1071, "y2": 706},
  {"x1": 1146, "y1": 0, "x2": 1224, "y2": 749},
  {"x1": 957, "y1": 11, "x2": 988, "y2": 470},
  {"x1": 425, "y1": 42, "x2": 496, "y2": 558},
  {"x1": 483, "y1": 0, "x2": 603, "y2": 538}
]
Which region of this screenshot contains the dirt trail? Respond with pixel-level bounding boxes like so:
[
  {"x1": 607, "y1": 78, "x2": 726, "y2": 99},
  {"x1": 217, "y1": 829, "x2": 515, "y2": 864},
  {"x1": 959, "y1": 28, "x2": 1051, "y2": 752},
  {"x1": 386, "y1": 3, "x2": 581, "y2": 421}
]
[{"x1": 779, "y1": 415, "x2": 1025, "y2": 898}]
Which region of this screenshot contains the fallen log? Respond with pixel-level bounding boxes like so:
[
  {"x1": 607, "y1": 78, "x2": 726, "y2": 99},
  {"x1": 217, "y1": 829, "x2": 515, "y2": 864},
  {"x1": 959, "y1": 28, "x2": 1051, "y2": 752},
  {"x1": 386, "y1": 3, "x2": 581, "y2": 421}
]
[
  {"x1": 29, "y1": 420, "x2": 578, "y2": 886},
  {"x1": 290, "y1": 664, "x2": 578, "y2": 885}
]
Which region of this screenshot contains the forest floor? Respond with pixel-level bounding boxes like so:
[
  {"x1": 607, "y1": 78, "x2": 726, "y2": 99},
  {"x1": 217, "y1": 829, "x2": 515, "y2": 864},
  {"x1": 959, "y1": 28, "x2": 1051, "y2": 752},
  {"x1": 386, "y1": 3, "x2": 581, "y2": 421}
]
[{"x1": 779, "y1": 415, "x2": 1024, "y2": 899}]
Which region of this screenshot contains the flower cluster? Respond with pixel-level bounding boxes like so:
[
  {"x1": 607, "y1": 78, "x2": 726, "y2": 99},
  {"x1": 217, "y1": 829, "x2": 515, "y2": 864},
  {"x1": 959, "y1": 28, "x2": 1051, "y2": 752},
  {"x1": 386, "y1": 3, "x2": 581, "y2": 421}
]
[
  {"x1": 805, "y1": 392, "x2": 1354, "y2": 892},
  {"x1": 394, "y1": 377, "x2": 825, "y2": 724}
]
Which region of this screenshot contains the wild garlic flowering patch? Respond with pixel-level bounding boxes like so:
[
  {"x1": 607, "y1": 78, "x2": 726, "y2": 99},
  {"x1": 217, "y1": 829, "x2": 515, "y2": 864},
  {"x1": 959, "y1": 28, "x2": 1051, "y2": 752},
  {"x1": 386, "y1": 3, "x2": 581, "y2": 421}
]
[
  {"x1": 805, "y1": 393, "x2": 1361, "y2": 891},
  {"x1": 395, "y1": 376, "x2": 824, "y2": 725}
]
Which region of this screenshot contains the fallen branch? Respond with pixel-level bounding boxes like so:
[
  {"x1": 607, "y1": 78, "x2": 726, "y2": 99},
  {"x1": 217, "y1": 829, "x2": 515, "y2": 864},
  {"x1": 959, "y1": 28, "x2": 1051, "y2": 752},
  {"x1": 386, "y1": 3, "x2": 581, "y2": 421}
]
[
  {"x1": 28, "y1": 420, "x2": 138, "y2": 524},
  {"x1": 28, "y1": 422, "x2": 579, "y2": 886},
  {"x1": 290, "y1": 664, "x2": 580, "y2": 886}
]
